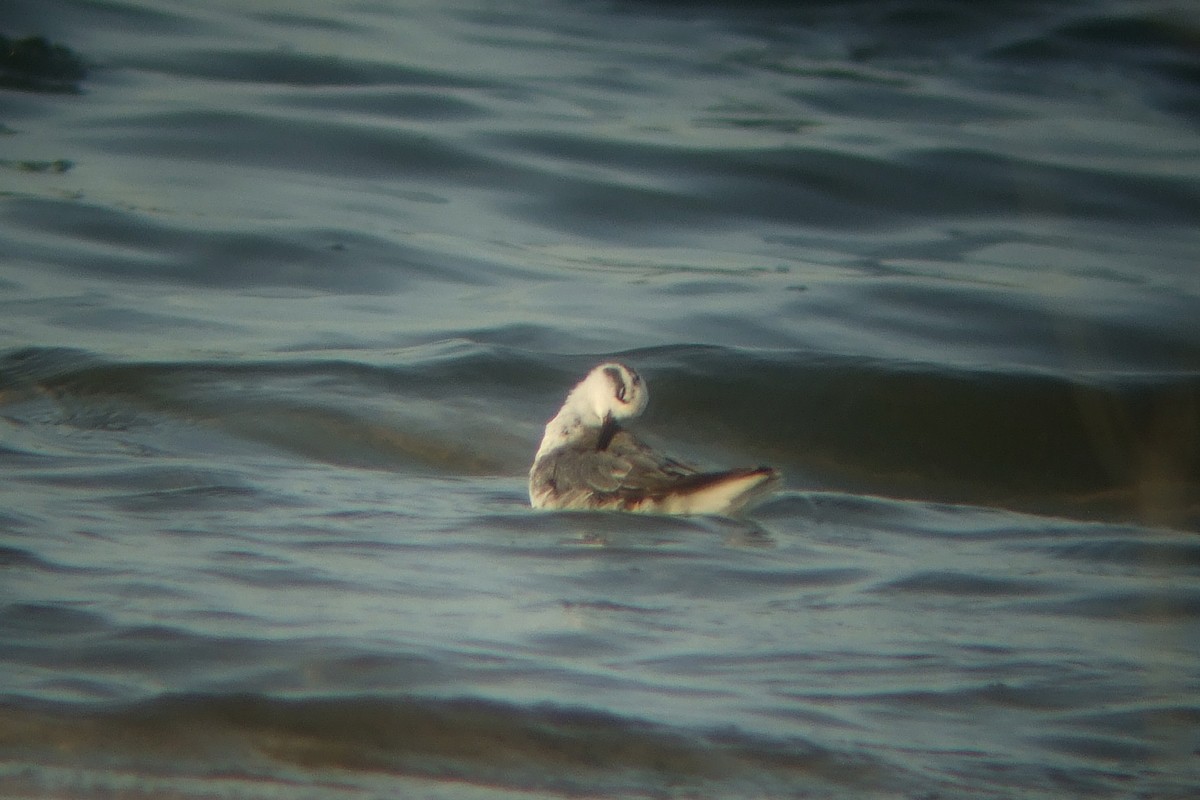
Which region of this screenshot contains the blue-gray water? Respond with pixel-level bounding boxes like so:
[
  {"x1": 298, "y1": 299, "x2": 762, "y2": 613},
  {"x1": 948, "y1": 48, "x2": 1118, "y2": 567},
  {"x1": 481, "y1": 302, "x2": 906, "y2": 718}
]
[{"x1": 2, "y1": 1, "x2": 1198, "y2": 797}]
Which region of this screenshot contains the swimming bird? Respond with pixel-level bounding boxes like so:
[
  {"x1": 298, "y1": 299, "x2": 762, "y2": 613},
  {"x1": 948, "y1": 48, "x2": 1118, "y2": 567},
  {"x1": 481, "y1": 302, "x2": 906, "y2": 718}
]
[{"x1": 529, "y1": 362, "x2": 780, "y2": 515}]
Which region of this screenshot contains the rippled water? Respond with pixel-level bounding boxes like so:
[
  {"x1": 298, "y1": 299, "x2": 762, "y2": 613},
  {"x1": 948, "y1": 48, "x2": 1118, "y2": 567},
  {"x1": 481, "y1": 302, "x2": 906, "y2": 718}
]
[{"x1": 2, "y1": 0, "x2": 1199, "y2": 797}]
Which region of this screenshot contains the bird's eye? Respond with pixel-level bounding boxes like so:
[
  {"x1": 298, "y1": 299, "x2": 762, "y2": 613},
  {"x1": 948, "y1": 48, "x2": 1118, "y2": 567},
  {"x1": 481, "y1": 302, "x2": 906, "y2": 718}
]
[{"x1": 603, "y1": 366, "x2": 630, "y2": 404}]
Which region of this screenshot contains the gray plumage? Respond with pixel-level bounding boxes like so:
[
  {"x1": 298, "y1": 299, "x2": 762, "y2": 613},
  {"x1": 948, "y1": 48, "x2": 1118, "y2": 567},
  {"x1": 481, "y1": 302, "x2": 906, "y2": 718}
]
[{"x1": 529, "y1": 363, "x2": 780, "y2": 515}]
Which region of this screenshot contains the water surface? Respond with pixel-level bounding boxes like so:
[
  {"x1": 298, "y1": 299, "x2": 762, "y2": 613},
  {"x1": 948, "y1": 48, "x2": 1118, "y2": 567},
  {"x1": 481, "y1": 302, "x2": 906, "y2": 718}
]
[{"x1": 2, "y1": 0, "x2": 1198, "y2": 797}]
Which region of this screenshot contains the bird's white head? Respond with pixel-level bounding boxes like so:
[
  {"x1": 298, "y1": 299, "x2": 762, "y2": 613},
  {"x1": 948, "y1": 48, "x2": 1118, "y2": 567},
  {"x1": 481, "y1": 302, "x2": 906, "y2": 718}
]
[{"x1": 568, "y1": 362, "x2": 649, "y2": 425}]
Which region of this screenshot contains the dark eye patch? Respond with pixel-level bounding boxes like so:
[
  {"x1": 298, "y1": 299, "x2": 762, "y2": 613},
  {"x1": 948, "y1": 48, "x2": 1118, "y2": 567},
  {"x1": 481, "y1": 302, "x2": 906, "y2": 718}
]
[{"x1": 603, "y1": 366, "x2": 628, "y2": 403}]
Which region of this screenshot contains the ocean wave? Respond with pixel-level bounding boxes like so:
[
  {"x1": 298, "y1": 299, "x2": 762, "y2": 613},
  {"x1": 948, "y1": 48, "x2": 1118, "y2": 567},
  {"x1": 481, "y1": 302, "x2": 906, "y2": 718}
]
[
  {"x1": 3, "y1": 345, "x2": 1197, "y2": 525},
  {"x1": 0, "y1": 691, "x2": 887, "y2": 797},
  {"x1": 491, "y1": 132, "x2": 1200, "y2": 232},
  {"x1": 3, "y1": 3, "x2": 1198, "y2": 799}
]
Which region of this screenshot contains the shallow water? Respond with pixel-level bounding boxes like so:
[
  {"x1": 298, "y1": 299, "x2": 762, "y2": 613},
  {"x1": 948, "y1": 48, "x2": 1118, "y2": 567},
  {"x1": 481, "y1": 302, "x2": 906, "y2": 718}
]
[{"x1": 2, "y1": 0, "x2": 1199, "y2": 797}]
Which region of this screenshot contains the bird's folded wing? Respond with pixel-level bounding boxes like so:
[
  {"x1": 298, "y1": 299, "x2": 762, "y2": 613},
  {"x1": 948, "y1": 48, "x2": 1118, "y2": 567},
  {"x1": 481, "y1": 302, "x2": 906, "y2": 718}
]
[
  {"x1": 602, "y1": 429, "x2": 697, "y2": 492},
  {"x1": 541, "y1": 443, "x2": 626, "y2": 494},
  {"x1": 542, "y1": 428, "x2": 694, "y2": 496}
]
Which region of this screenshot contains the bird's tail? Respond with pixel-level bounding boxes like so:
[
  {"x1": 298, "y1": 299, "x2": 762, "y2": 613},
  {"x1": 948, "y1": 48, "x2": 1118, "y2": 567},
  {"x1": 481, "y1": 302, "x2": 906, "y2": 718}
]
[{"x1": 647, "y1": 467, "x2": 781, "y2": 516}]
